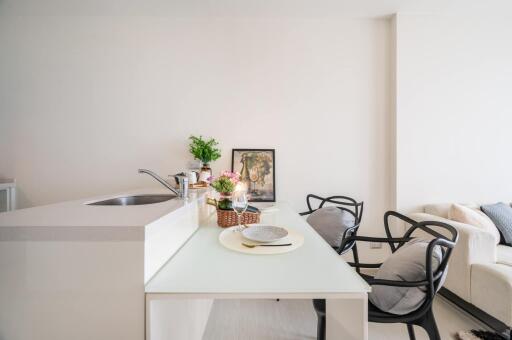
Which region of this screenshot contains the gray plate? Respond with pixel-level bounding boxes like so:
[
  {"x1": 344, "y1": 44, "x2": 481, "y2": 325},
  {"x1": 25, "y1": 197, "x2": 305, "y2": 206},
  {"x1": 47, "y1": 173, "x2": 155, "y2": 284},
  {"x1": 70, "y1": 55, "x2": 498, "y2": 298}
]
[{"x1": 242, "y1": 224, "x2": 289, "y2": 243}]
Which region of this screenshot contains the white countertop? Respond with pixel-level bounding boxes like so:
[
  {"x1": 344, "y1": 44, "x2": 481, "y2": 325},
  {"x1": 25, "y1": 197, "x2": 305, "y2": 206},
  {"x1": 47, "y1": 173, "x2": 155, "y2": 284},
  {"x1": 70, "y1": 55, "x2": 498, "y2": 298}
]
[
  {"x1": 0, "y1": 188, "x2": 210, "y2": 244},
  {"x1": 0, "y1": 188, "x2": 208, "y2": 229},
  {"x1": 145, "y1": 203, "x2": 370, "y2": 296}
]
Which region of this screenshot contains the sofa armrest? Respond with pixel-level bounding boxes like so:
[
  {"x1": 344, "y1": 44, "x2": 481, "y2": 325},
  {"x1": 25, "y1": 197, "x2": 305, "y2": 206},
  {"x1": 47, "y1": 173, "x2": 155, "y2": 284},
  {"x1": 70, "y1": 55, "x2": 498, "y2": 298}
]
[{"x1": 408, "y1": 212, "x2": 496, "y2": 302}]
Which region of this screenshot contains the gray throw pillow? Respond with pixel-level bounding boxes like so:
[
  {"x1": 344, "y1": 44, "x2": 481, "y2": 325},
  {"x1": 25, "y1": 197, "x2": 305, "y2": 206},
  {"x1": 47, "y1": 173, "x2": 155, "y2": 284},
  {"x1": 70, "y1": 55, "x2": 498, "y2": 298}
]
[
  {"x1": 481, "y1": 203, "x2": 512, "y2": 246},
  {"x1": 306, "y1": 207, "x2": 355, "y2": 248},
  {"x1": 369, "y1": 239, "x2": 443, "y2": 315}
]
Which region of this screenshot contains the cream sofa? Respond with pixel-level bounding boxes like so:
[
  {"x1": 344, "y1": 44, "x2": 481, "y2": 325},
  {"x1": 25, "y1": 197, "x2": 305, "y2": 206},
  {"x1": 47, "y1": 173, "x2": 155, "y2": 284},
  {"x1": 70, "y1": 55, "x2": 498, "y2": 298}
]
[{"x1": 407, "y1": 203, "x2": 512, "y2": 333}]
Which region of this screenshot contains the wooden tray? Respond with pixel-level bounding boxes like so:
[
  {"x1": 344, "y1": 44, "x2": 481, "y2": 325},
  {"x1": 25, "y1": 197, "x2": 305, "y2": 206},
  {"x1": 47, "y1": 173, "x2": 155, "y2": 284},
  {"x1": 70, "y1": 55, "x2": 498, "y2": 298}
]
[{"x1": 189, "y1": 182, "x2": 209, "y2": 189}]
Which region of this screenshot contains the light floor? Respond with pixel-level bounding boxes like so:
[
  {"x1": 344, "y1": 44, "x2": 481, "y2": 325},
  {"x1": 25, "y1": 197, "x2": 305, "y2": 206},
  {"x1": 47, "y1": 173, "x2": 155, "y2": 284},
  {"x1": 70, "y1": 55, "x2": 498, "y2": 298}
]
[{"x1": 203, "y1": 296, "x2": 489, "y2": 340}]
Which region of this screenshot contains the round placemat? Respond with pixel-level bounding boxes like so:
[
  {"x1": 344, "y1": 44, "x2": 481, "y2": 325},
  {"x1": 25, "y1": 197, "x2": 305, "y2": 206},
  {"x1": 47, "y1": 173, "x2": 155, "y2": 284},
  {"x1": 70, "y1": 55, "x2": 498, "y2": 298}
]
[{"x1": 219, "y1": 226, "x2": 304, "y2": 255}]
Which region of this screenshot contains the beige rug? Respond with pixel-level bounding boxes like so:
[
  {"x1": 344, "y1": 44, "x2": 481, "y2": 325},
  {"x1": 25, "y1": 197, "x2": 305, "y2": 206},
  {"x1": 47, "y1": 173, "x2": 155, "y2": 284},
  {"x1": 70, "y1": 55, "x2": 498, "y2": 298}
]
[{"x1": 455, "y1": 330, "x2": 505, "y2": 340}]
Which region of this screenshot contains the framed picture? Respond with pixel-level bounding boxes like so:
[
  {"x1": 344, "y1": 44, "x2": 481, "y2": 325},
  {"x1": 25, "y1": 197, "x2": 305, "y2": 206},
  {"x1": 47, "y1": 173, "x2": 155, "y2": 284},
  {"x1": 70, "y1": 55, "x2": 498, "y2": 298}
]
[{"x1": 231, "y1": 149, "x2": 275, "y2": 202}]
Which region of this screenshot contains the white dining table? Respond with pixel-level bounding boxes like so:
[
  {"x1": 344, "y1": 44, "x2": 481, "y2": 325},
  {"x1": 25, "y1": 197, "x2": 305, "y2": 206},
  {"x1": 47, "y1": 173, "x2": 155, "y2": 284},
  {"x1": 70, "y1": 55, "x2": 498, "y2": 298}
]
[{"x1": 145, "y1": 202, "x2": 370, "y2": 340}]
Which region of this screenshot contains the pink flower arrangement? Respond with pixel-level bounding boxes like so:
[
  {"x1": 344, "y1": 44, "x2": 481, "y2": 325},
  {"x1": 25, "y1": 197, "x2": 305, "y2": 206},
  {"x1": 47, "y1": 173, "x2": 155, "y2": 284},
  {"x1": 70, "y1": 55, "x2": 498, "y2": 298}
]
[
  {"x1": 221, "y1": 171, "x2": 240, "y2": 183},
  {"x1": 209, "y1": 171, "x2": 240, "y2": 194},
  {"x1": 207, "y1": 171, "x2": 239, "y2": 183}
]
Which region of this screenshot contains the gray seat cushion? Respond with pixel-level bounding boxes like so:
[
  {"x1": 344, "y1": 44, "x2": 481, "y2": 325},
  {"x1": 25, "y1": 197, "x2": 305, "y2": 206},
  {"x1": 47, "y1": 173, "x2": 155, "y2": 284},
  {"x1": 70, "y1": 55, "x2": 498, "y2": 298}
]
[
  {"x1": 306, "y1": 206, "x2": 355, "y2": 248},
  {"x1": 481, "y1": 203, "x2": 512, "y2": 246},
  {"x1": 369, "y1": 239, "x2": 443, "y2": 315}
]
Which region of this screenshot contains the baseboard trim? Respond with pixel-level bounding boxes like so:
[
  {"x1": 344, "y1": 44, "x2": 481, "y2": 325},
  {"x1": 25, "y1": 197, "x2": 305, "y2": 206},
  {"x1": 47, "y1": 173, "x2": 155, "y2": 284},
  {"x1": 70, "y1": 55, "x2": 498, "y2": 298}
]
[{"x1": 439, "y1": 288, "x2": 511, "y2": 339}]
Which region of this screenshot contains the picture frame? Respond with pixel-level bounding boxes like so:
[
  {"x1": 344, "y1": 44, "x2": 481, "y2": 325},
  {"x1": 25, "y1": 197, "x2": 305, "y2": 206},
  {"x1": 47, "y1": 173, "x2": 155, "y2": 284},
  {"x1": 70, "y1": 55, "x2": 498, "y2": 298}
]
[{"x1": 231, "y1": 149, "x2": 275, "y2": 202}]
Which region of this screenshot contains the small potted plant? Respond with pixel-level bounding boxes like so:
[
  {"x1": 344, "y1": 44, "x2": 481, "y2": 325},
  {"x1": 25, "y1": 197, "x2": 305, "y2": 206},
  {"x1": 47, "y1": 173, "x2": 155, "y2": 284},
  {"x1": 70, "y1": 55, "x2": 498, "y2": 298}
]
[
  {"x1": 209, "y1": 171, "x2": 240, "y2": 210},
  {"x1": 209, "y1": 171, "x2": 260, "y2": 227},
  {"x1": 189, "y1": 135, "x2": 221, "y2": 182}
]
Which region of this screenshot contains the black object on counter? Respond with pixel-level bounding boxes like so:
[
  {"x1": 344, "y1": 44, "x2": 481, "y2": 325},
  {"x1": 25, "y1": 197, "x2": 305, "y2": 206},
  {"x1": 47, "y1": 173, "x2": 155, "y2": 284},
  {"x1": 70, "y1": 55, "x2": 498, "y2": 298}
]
[{"x1": 218, "y1": 202, "x2": 260, "y2": 213}]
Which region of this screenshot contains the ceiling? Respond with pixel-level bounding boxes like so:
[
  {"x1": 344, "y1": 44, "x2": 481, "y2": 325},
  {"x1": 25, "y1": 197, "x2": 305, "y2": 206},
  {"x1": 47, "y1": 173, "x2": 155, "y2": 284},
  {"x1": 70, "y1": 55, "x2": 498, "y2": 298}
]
[{"x1": 1, "y1": 0, "x2": 511, "y2": 17}]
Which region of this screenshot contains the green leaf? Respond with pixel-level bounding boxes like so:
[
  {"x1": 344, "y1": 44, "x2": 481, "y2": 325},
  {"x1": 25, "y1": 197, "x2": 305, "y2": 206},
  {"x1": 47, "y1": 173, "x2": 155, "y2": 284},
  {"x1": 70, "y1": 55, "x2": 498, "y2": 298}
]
[{"x1": 188, "y1": 135, "x2": 222, "y2": 164}]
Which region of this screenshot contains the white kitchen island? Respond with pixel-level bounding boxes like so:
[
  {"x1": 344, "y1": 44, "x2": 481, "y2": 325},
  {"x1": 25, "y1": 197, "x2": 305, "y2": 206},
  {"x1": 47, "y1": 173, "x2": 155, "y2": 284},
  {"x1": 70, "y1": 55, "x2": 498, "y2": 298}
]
[
  {"x1": 145, "y1": 203, "x2": 370, "y2": 340},
  {"x1": 0, "y1": 188, "x2": 209, "y2": 340}
]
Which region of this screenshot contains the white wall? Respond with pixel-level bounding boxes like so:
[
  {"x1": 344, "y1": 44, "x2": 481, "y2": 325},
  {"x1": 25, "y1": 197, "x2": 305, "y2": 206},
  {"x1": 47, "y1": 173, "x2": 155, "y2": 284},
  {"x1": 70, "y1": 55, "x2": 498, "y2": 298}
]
[
  {"x1": 395, "y1": 13, "x2": 512, "y2": 211},
  {"x1": 4, "y1": 9, "x2": 512, "y2": 244},
  {"x1": 0, "y1": 15, "x2": 393, "y2": 241}
]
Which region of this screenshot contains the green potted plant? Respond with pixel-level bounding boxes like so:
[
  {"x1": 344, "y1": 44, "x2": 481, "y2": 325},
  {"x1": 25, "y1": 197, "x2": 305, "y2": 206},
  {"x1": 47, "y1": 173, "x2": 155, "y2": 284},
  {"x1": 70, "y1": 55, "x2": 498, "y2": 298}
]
[
  {"x1": 209, "y1": 171, "x2": 240, "y2": 210},
  {"x1": 189, "y1": 135, "x2": 221, "y2": 182},
  {"x1": 208, "y1": 171, "x2": 260, "y2": 228}
]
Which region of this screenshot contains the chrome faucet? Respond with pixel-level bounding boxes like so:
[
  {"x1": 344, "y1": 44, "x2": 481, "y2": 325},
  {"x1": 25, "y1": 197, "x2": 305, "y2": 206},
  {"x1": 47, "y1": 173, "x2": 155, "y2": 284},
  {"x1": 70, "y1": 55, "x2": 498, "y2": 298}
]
[{"x1": 138, "y1": 169, "x2": 188, "y2": 198}]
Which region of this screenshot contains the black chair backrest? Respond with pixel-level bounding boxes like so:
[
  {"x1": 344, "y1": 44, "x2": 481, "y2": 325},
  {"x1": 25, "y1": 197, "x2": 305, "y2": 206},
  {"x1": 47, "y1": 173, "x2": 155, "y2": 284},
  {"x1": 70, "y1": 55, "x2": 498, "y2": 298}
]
[
  {"x1": 383, "y1": 211, "x2": 459, "y2": 314},
  {"x1": 304, "y1": 194, "x2": 364, "y2": 255},
  {"x1": 383, "y1": 211, "x2": 417, "y2": 252},
  {"x1": 305, "y1": 194, "x2": 364, "y2": 224}
]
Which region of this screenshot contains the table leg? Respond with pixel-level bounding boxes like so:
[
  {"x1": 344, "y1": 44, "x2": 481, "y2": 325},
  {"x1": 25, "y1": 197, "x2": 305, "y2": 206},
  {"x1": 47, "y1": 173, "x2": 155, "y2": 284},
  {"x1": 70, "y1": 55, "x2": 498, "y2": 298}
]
[
  {"x1": 145, "y1": 295, "x2": 150, "y2": 340},
  {"x1": 326, "y1": 294, "x2": 368, "y2": 340},
  {"x1": 145, "y1": 294, "x2": 213, "y2": 340}
]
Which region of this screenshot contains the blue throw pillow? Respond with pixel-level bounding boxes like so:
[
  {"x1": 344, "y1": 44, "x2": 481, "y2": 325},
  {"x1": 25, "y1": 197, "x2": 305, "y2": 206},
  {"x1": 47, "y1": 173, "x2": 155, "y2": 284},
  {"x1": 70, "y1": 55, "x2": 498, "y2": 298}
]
[{"x1": 481, "y1": 203, "x2": 512, "y2": 246}]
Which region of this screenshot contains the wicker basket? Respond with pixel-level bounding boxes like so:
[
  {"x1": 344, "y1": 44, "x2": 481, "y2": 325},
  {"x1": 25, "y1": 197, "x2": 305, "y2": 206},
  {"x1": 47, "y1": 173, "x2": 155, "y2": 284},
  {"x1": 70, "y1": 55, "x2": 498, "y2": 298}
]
[{"x1": 216, "y1": 208, "x2": 261, "y2": 228}]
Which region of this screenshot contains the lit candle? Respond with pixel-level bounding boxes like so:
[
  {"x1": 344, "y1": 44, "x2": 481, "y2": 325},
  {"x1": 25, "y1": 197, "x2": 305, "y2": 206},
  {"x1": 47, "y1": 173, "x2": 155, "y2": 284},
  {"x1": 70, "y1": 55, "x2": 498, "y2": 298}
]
[{"x1": 234, "y1": 182, "x2": 248, "y2": 193}]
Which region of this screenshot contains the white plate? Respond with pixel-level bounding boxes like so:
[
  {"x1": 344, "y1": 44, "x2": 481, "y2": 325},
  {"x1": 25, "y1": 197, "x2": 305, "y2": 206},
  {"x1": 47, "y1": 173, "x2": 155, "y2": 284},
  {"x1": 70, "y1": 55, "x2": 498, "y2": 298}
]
[
  {"x1": 219, "y1": 226, "x2": 304, "y2": 255},
  {"x1": 241, "y1": 224, "x2": 289, "y2": 243}
]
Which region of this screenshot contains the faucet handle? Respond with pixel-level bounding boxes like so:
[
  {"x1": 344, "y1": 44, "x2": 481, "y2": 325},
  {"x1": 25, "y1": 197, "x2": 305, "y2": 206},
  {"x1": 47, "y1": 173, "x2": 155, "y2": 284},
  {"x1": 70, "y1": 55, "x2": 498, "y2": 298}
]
[{"x1": 169, "y1": 172, "x2": 186, "y2": 185}]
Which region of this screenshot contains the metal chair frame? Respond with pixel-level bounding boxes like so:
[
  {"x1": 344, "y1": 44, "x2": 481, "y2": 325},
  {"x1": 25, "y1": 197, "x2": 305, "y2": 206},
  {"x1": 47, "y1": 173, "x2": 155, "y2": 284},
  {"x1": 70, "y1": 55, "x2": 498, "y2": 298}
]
[
  {"x1": 300, "y1": 194, "x2": 364, "y2": 261},
  {"x1": 313, "y1": 211, "x2": 459, "y2": 340}
]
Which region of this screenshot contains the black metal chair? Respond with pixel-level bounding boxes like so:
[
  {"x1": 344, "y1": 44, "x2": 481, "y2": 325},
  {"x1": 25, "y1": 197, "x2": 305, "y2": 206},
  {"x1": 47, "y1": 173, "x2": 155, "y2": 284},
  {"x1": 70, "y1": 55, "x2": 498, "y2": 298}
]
[
  {"x1": 300, "y1": 194, "x2": 364, "y2": 266},
  {"x1": 313, "y1": 211, "x2": 459, "y2": 340}
]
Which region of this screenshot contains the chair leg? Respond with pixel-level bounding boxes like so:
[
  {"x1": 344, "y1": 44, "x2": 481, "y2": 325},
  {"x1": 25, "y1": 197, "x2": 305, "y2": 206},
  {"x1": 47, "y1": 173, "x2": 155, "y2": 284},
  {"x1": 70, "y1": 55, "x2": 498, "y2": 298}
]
[
  {"x1": 407, "y1": 324, "x2": 416, "y2": 340},
  {"x1": 352, "y1": 243, "x2": 360, "y2": 274},
  {"x1": 316, "y1": 314, "x2": 326, "y2": 340},
  {"x1": 417, "y1": 310, "x2": 441, "y2": 340}
]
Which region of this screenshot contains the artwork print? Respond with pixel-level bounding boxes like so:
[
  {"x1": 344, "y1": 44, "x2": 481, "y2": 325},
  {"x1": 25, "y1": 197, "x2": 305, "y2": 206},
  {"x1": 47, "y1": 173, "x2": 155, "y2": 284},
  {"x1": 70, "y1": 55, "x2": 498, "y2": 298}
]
[{"x1": 231, "y1": 149, "x2": 275, "y2": 202}]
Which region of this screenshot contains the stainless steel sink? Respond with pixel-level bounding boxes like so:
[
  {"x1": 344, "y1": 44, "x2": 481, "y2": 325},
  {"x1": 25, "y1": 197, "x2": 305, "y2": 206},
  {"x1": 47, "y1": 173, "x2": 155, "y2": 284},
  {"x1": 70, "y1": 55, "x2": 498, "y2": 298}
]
[{"x1": 86, "y1": 194, "x2": 177, "y2": 206}]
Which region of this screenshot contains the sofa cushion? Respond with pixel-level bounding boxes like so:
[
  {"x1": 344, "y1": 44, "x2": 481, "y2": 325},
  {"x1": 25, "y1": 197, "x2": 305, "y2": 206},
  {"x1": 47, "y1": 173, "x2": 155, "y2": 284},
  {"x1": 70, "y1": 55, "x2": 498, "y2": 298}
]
[
  {"x1": 424, "y1": 203, "x2": 479, "y2": 220},
  {"x1": 471, "y1": 264, "x2": 512, "y2": 326},
  {"x1": 369, "y1": 239, "x2": 443, "y2": 315},
  {"x1": 481, "y1": 203, "x2": 512, "y2": 246},
  {"x1": 306, "y1": 207, "x2": 355, "y2": 248},
  {"x1": 497, "y1": 245, "x2": 512, "y2": 266},
  {"x1": 424, "y1": 203, "x2": 452, "y2": 219},
  {"x1": 449, "y1": 204, "x2": 501, "y2": 244}
]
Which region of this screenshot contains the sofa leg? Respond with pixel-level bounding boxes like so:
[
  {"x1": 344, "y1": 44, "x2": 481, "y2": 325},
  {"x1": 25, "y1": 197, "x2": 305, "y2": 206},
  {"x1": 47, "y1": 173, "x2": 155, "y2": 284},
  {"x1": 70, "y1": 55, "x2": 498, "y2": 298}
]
[{"x1": 407, "y1": 324, "x2": 416, "y2": 340}]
